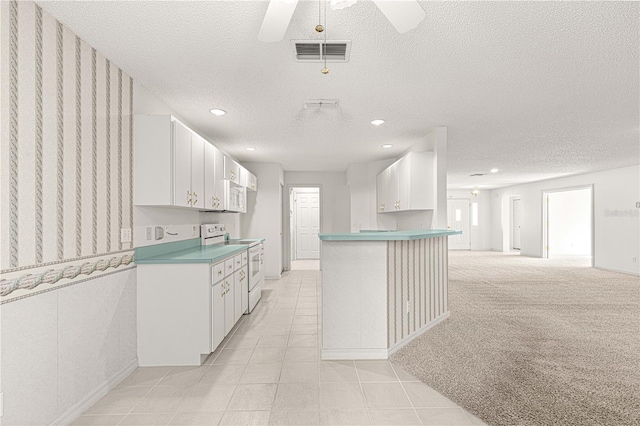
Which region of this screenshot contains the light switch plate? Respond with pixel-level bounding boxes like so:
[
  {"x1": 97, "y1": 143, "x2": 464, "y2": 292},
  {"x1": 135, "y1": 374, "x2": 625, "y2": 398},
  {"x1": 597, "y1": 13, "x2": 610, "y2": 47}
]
[
  {"x1": 120, "y1": 228, "x2": 132, "y2": 243},
  {"x1": 636, "y1": 202, "x2": 640, "y2": 208}
]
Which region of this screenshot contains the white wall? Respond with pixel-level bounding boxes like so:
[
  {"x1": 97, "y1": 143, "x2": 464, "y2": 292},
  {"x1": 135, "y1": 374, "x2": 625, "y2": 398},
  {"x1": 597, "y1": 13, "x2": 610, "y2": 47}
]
[
  {"x1": 491, "y1": 165, "x2": 640, "y2": 274},
  {"x1": 447, "y1": 189, "x2": 493, "y2": 250},
  {"x1": 240, "y1": 163, "x2": 284, "y2": 279},
  {"x1": 284, "y1": 171, "x2": 351, "y2": 234}
]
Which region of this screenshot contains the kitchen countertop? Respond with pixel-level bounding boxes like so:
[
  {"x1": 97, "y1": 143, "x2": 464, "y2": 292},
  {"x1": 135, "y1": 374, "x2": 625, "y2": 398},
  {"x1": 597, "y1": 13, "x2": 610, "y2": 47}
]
[
  {"x1": 135, "y1": 238, "x2": 265, "y2": 264},
  {"x1": 318, "y1": 229, "x2": 461, "y2": 241}
]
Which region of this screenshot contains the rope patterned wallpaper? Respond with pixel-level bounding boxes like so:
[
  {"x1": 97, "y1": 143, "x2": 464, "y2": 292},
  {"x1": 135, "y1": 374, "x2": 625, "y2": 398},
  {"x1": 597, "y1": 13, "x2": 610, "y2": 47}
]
[{"x1": 0, "y1": 1, "x2": 134, "y2": 301}]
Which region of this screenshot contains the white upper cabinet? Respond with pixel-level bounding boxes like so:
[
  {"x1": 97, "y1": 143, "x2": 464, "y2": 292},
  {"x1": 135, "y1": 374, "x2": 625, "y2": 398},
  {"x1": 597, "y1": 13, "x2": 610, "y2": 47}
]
[
  {"x1": 376, "y1": 151, "x2": 434, "y2": 213},
  {"x1": 204, "y1": 142, "x2": 225, "y2": 210},
  {"x1": 172, "y1": 120, "x2": 193, "y2": 208},
  {"x1": 134, "y1": 115, "x2": 204, "y2": 209},
  {"x1": 376, "y1": 168, "x2": 389, "y2": 213},
  {"x1": 189, "y1": 131, "x2": 205, "y2": 209},
  {"x1": 245, "y1": 170, "x2": 258, "y2": 191},
  {"x1": 224, "y1": 156, "x2": 241, "y2": 183},
  {"x1": 135, "y1": 114, "x2": 256, "y2": 212}
]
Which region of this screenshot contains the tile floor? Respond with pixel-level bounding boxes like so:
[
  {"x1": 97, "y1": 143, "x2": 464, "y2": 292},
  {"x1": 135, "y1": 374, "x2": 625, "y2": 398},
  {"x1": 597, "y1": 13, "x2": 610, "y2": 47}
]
[{"x1": 73, "y1": 270, "x2": 485, "y2": 425}]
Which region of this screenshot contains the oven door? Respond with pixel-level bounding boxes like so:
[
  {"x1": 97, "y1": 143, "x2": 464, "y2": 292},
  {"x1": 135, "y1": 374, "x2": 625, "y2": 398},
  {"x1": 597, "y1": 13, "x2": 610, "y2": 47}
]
[{"x1": 249, "y1": 246, "x2": 262, "y2": 291}]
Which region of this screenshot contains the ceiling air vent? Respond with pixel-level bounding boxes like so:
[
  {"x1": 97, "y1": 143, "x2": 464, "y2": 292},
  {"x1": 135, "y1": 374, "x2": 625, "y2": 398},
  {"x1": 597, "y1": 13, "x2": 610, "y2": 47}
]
[{"x1": 292, "y1": 40, "x2": 351, "y2": 63}]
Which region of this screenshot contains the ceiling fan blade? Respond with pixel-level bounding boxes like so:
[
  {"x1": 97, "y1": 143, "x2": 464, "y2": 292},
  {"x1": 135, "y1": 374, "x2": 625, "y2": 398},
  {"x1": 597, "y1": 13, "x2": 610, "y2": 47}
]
[
  {"x1": 258, "y1": 0, "x2": 300, "y2": 43},
  {"x1": 372, "y1": 0, "x2": 426, "y2": 34}
]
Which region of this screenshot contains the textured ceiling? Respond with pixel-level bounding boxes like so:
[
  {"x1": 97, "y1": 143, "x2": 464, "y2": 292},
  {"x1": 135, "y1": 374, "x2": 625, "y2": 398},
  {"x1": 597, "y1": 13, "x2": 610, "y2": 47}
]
[{"x1": 38, "y1": 1, "x2": 639, "y2": 188}]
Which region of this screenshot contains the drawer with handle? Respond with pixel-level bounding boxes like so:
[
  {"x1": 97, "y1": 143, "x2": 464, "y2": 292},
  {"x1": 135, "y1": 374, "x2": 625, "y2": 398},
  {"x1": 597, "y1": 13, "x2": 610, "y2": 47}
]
[{"x1": 212, "y1": 262, "x2": 225, "y2": 284}]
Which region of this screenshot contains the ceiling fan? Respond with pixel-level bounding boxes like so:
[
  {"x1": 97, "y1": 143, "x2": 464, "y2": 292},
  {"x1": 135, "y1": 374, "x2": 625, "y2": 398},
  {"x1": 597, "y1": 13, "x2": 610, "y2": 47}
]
[{"x1": 258, "y1": 0, "x2": 426, "y2": 43}]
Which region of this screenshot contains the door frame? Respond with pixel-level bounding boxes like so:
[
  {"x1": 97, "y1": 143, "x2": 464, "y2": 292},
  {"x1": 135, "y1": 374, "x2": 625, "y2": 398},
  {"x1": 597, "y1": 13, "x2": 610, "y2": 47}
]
[
  {"x1": 541, "y1": 184, "x2": 594, "y2": 266},
  {"x1": 283, "y1": 184, "x2": 323, "y2": 272}
]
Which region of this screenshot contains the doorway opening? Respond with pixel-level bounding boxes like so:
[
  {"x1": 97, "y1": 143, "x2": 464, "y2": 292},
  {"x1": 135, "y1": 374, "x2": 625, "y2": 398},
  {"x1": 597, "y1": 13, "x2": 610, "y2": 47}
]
[
  {"x1": 542, "y1": 186, "x2": 594, "y2": 264},
  {"x1": 288, "y1": 186, "x2": 321, "y2": 271},
  {"x1": 447, "y1": 198, "x2": 471, "y2": 250}
]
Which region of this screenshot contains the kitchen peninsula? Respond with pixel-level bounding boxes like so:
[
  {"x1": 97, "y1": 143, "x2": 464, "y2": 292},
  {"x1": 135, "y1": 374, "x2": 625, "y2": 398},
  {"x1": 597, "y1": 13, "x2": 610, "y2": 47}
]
[{"x1": 319, "y1": 229, "x2": 460, "y2": 360}]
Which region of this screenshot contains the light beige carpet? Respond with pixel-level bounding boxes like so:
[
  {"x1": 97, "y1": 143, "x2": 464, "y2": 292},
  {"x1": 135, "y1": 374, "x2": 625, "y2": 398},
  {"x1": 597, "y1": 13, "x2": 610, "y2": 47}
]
[{"x1": 391, "y1": 251, "x2": 640, "y2": 426}]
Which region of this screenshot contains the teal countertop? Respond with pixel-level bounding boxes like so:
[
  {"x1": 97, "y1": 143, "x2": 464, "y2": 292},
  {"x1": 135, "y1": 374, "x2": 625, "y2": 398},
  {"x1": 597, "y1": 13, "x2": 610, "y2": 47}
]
[
  {"x1": 318, "y1": 229, "x2": 461, "y2": 241},
  {"x1": 135, "y1": 238, "x2": 265, "y2": 264}
]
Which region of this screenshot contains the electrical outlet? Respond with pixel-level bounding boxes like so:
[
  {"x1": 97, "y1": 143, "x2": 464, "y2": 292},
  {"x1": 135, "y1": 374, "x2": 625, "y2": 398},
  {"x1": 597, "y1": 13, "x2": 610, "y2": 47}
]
[
  {"x1": 192, "y1": 225, "x2": 197, "y2": 236},
  {"x1": 120, "y1": 228, "x2": 132, "y2": 243},
  {"x1": 633, "y1": 257, "x2": 637, "y2": 263},
  {"x1": 636, "y1": 202, "x2": 640, "y2": 208},
  {"x1": 146, "y1": 227, "x2": 152, "y2": 241}
]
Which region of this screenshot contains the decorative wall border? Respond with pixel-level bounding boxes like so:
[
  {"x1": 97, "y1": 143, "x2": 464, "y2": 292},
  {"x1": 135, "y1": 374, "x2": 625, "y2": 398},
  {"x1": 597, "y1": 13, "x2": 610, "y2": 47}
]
[
  {"x1": 0, "y1": 251, "x2": 135, "y2": 299},
  {"x1": 0, "y1": 264, "x2": 136, "y2": 305},
  {"x1": 1, "y1": 248, "x2": 135, "y2": 274}
]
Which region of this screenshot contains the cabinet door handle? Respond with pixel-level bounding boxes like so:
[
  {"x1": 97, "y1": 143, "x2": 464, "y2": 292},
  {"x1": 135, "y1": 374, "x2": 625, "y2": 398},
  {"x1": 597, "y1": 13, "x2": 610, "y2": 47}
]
[{"x1": 187, "y1": 190, "x2": 192, "y2": 205}]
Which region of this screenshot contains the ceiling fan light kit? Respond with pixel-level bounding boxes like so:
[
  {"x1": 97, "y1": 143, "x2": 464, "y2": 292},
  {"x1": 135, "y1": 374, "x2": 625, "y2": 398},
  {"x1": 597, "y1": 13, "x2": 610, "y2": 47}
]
[
  {"x1": 330, "y1": 0, "x2": 358, "y2": 10},
  {"x1": 258, "y1": 0, "x2": 426, "y2": 43}
]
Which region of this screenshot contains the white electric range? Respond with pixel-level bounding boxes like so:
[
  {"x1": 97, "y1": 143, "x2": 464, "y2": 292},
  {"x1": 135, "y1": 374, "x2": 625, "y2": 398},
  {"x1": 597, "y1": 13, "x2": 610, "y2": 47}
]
[{"x1": 201, "y1": 224, "x2": 263, "y2": 313}]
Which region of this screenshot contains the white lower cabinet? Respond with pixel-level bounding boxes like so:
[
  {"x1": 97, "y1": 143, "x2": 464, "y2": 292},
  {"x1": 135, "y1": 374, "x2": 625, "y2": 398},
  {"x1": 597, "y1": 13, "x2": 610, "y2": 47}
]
[
  {"x1": 137, "y1": 250, "x2": 251, "y2": 366},
  {"x1": 234, "y1": 270, "x2": 243, "y2": 324},
  {"x1": 210, "y1": 251, "x2": 249, "y2": 353},
  {"x1": 224, "y1": 276, "x2": 235, "y2": 336},
  {"x1": 211, "y1": 280, "x2": 225, "y2": 352}
]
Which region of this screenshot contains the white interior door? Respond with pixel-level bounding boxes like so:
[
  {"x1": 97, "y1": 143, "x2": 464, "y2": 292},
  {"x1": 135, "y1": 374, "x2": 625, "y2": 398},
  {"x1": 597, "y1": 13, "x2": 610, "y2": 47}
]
[
  {"x1": 295, "y1": 190, "x2": 320, "y2": 259},
  {"x1": 447, "y1": 199, "x2": 470, "y2": 250},
  {"x1": 512, "y1": 198, "x2": 522, "y2": 250}
]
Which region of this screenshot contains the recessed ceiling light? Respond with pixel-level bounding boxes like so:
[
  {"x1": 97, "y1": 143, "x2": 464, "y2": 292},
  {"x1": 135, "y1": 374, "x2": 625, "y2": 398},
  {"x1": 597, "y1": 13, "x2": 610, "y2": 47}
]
[
  {"x1": 490, "y1": 168, "x2": 499, "y2": 173},
  {"x1": 371, "y1": 119, "x2": 385, "y2": 126},
  {"x1": 246, "y1": 147, "x2": 256, "y2": 151},
  {"x1": 209, "y1": 109, "x2": 227, "y2": 116},
  {"x1": 381, "y1": 144, "x2": 393, "y2": 149}
]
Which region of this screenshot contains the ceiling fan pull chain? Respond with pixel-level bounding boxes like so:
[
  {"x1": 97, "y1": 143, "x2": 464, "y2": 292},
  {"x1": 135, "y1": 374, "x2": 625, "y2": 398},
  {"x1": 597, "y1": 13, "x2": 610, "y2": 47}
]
[
  {"x1": 316, "y1": 0, "x2": 324, "y2": 32},
  {"x1": 321, "y1": 0, "x2": 330, "y2": 74}
]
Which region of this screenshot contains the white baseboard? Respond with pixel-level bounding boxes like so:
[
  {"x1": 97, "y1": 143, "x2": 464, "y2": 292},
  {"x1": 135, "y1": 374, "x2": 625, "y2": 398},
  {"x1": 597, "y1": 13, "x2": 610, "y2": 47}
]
[
  {"x1": 387, "y1": 312, "x2": 451, "y2": 357},
  {"x1": 321, "y1": 348, "x2": 388, "y2": 360},
  {"x1": 52, "y1": 358, "x2": 138, "y2": 426},
  {"x1": 594, "y1": 266, "x2": 640, "y2": 276}
]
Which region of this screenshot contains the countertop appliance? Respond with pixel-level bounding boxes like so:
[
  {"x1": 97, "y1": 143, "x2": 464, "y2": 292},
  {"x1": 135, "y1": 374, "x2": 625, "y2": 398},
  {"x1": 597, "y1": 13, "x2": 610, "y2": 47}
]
[{"x1": 201, "y1": 223, "x2": 262, "y2": 313}]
